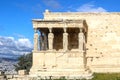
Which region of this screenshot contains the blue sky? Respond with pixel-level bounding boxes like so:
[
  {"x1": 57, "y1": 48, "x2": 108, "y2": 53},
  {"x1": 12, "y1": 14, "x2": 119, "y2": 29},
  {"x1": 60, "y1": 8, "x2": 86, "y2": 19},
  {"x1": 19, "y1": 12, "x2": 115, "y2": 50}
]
[{"x1": 0, "y1": 0, "x2": 120, "y2": 55}]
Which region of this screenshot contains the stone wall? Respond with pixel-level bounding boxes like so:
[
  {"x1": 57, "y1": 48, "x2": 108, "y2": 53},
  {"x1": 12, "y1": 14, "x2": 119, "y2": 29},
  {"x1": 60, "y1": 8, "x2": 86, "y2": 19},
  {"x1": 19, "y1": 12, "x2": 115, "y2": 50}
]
[{"x1": 44, "y1": 12, "x2": 120, "y2": 72}]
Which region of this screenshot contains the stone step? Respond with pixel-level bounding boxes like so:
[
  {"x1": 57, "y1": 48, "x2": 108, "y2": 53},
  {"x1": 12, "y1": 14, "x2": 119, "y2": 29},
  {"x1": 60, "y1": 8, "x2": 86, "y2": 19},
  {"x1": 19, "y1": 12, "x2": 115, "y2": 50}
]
[
  {"x1": 31, "y1": 71, "x2": 93, "y2": 79},
  {"x1": 38, "y1": 68, "x2": 85, "y2": 72},
  {"x1": 36, "y1": 70, "x2": 91, "y2": 76}
]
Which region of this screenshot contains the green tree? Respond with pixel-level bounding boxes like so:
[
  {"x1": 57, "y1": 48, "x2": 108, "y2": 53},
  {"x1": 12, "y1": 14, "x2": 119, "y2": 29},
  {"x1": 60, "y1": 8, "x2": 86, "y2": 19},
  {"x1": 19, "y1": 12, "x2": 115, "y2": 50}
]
[{"x1": 14, "y1": 52, "x2": 32, "y2": 72}]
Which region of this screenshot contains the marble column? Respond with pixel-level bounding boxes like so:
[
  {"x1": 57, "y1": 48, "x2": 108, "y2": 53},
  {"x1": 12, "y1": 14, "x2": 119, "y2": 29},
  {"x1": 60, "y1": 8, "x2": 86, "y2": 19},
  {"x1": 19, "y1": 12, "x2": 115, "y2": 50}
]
[
  {"x1": 78, "y1": 28, "x2": 85, "y2": 52},
  {"x1": 63, "y1": 28, "x2": 68, "y2": 51},
  {"x1": 48, "y1": 28, "x2": 54, "y2": 50},
  {"x1": 34, "y1": 29, "x2": 39, "y2": 51}
]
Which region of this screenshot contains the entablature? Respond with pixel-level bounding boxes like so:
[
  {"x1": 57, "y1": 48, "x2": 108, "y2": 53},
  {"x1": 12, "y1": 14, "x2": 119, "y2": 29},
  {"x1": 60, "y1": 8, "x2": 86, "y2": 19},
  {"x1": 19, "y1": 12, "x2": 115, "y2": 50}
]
[{"x1": 32, "y1": 19, "x2": 87, "y2": 32}]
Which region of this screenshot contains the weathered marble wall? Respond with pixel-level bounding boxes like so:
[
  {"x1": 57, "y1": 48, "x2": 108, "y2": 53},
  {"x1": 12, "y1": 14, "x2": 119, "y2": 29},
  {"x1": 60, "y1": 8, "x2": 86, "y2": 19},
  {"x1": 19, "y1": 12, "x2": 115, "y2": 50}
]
[{"x1": 44, "y1": 12, "x2": 120, "y2": 72}]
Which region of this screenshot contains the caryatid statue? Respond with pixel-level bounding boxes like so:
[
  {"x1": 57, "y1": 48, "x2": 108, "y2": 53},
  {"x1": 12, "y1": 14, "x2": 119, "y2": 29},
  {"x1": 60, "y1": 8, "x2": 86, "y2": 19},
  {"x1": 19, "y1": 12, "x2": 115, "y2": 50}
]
[
  {"x1": 78, "y1": 28, "x2": 85, "y2": 51},
  {"x1": 63, "y1": 28, "x2": 68, "y2": 51},
  {"x1": 34, "y1": 29, "x2": 39, "y2": 51},
  {"x1": 48, "y1": 28, "x2": 54, "y2": 50}
]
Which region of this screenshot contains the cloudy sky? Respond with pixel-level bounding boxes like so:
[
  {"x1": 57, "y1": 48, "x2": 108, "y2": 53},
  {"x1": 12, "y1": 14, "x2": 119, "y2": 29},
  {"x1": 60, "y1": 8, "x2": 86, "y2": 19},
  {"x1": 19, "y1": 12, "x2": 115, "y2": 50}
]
[{"x1": 0, "y1": 0, "x2": 120, "y2": 56}]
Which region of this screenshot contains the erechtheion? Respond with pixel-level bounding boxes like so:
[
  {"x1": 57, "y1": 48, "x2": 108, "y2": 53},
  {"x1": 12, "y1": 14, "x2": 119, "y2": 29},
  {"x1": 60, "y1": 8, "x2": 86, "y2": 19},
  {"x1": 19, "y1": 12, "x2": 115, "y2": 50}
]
[{"x1": 29, "y1": 10, "x2": 120, "y2": 79}]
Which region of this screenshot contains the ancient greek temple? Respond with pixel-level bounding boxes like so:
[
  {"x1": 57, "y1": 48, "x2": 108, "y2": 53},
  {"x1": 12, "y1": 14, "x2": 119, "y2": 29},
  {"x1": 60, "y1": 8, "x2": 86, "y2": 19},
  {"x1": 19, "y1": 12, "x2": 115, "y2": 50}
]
[{"x1": 29, "y1": 10, "x2": 120, "y2": 79}]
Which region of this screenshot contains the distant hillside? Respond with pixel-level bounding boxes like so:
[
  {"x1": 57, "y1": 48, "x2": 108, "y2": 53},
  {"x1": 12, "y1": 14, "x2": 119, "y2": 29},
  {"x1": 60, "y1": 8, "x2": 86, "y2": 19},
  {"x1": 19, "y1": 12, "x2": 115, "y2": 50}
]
[
  {"x1": 0, "y1": 57, "x2": 18, "y2": 62},
  {"x1": 0, "y1": 52, "x2": 32, "y2": 74},
  {"x1": 0, "y1": 53, "x2": 21, "y2": 61}
]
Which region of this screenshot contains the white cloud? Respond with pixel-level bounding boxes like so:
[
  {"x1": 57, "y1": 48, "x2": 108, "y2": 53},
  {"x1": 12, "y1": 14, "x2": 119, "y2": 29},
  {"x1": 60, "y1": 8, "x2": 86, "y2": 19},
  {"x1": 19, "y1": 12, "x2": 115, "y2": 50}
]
[
  {"x1": 8, "y1": 37, "x2": 14, "y2": 40},
  {"x1": 0, "y1": 41, "x2": 3, "y2": 45},
  {"x1": 16, "y1": 38, "x2": 33, "y2": 48},
  {"x1": 76, "y1": 3, "x2": 107, "y2": 12},
  {"x1": 0, "y1": 36, "x2": 33, "y2": 56}
]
